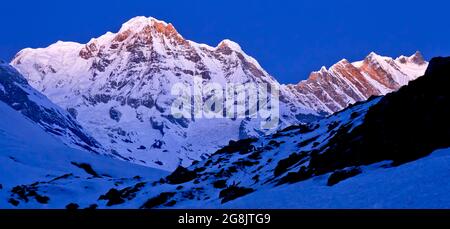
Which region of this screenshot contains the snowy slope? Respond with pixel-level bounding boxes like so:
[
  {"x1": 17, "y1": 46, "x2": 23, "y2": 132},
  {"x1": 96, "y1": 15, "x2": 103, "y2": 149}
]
[
  {"x1": 222, "y1": 147, "x2": 450, "y2": 209},
  {"x1": 11, "y1": 16, "x2": 427, "y2": 171},
  {"x1": 0, "y1": 61, "x2": 100, "y2": 152},
  {"x1": 0, "y1": 101, "x2": 167, "y2": 208},
  {"x1": 124, "y1": 97, "x2": 383, "y2": 209}
]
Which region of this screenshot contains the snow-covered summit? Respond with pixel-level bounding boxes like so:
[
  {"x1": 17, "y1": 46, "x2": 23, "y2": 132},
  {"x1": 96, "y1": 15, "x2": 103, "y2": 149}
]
[
  {"x1": 11, "y1": 16, "x2": 316, "y2": 170},
  {"x1": 119, "y1": 16, "x2": 170, "y2": 32}
]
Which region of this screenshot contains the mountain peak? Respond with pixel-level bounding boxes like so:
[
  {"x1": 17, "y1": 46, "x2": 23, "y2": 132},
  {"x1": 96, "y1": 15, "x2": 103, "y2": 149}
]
[
  {"x1": 409, "y1": 51, "x2": 426, "y2": 65},
  {"x1": 119, "y1": 16, "x2": 168, "y2": 32},
  {"x1": 319, "y1": 66, "x2": 328, "y2": 73},
  {"x1": 217, "y1": 39, "x2": 242, "y2": 52},
  {"x1": 117, "y1": 16, "x2": 181, "y2": 40},
  {"x1": 10, "y1": 16, "x2": 286, "y2": 170},
  {"x1": 367, "y1": 51, "x2": 379, "y2": 57},
  {"x1": 365, "y1": 51, "x2": 383, "y2": 61},
  {"x1": 336, "y1": 58, "x2": 351, "y2": 65},
  {"x1": 395, "y1": 51, "x2": 426, "y2": 65}
]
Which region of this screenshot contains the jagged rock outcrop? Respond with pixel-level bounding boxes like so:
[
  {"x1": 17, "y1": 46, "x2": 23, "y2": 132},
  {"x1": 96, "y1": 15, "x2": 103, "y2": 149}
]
[{"x1": 286, "y1": 51, "x2": 428, "y2": 113}]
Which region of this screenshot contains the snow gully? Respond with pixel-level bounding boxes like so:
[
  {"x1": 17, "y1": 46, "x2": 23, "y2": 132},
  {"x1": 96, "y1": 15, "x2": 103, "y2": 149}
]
[{"x1": 171, "y1": 76, "x2": 280, "y2": 129}]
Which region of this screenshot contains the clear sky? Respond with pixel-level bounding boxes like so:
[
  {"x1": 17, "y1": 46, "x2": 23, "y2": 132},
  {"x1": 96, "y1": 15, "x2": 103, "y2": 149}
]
[{"x1": 1, "y1": 0, "x2": 449, "y2": 83}]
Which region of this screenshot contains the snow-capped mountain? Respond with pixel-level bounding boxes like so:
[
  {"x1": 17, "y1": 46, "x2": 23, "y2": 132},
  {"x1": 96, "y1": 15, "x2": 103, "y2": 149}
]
[
  {"x1": 285, "y1": 51, "x2": 428, "y2": 113},
  {"x1": 11, "y1": 17, "x2": 318, "y2": 170},
  {"x1": 10, "y1": 16, "x2": 427, "y2": 170},
  {"x1": 0, "y1": 61, "x2": 100, "y2": 152}
]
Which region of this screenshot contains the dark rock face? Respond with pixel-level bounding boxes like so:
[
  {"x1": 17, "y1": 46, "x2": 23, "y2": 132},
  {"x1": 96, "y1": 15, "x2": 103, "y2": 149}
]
[
  {"x1": 140, "y1": 192, "x2": 176, "y2": 209},
  {"x1": 150, "y1": 117, "x2": 165, "y2": 135},
  {"x1": 166, "y1": 166, "x2": 198, "y2": 184},
  {"x1": 278, "y1": 166, "x2": 313, "y2": 185},
  {"x1": 309, "y1": 57, "x2": 450, "y2": 175},
  {"x1": 98, "y1": 189, "x2": 125, "y2": 206},
  {"x1": 8, "y1": 198, "x2": 19, "y2": 206},
  {"x1": 219, "y1": 184, "x2": 254, "y2": 203},
  {"x1": 152, "y1": 140, "x2": 164, "y2": 149},
  {"x1": 212, "y1": 180, "x2": 227, "y2": 189},
  {"x1": 327, "y1": 167, "x2": 362, "y2": 186},
  {"x1": 214, "y1": 138, "x2": 257, "y2": 155},
  {"x1": 71, "y1": 162, "x2": 101, "y2": 178},
  {"x1": 274, "y1": 152, "x2": 308, "y2": 177},
  {"x1": 10, "y1": 185, "x2": 50, "y2": 205},
  {"x1": 109, "y1": 107, "x2": 122, "y2": 122},
  {"x1": 162, "y1": 114, "x2": 189, "y2": 128},
  {"x1": 98, "y1": 182, "x2": 146, "y2": 206},
  {"x1": 67, "y1": 107, "x2": 78, "y2": 119}
]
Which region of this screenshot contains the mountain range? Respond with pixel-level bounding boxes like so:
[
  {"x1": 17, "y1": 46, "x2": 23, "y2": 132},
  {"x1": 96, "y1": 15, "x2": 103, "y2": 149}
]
[{"x1": 10, "y1": 16, "x2": 428, "y2": 170}]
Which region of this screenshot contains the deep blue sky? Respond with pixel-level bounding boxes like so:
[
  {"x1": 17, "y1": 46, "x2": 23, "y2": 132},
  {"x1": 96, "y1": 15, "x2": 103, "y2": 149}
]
[{"x1": 1, "y1": 0, "x2": 449, "y2": 83}]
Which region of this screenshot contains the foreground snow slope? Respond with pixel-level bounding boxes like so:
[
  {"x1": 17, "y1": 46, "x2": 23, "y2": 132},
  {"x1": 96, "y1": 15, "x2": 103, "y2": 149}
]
[
  {"x1": 221, "y1": 147, "x2": 450, "y2": 209},
  {"x1": 0, "y1": 101, "x2": 167, "y2": 208}
]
